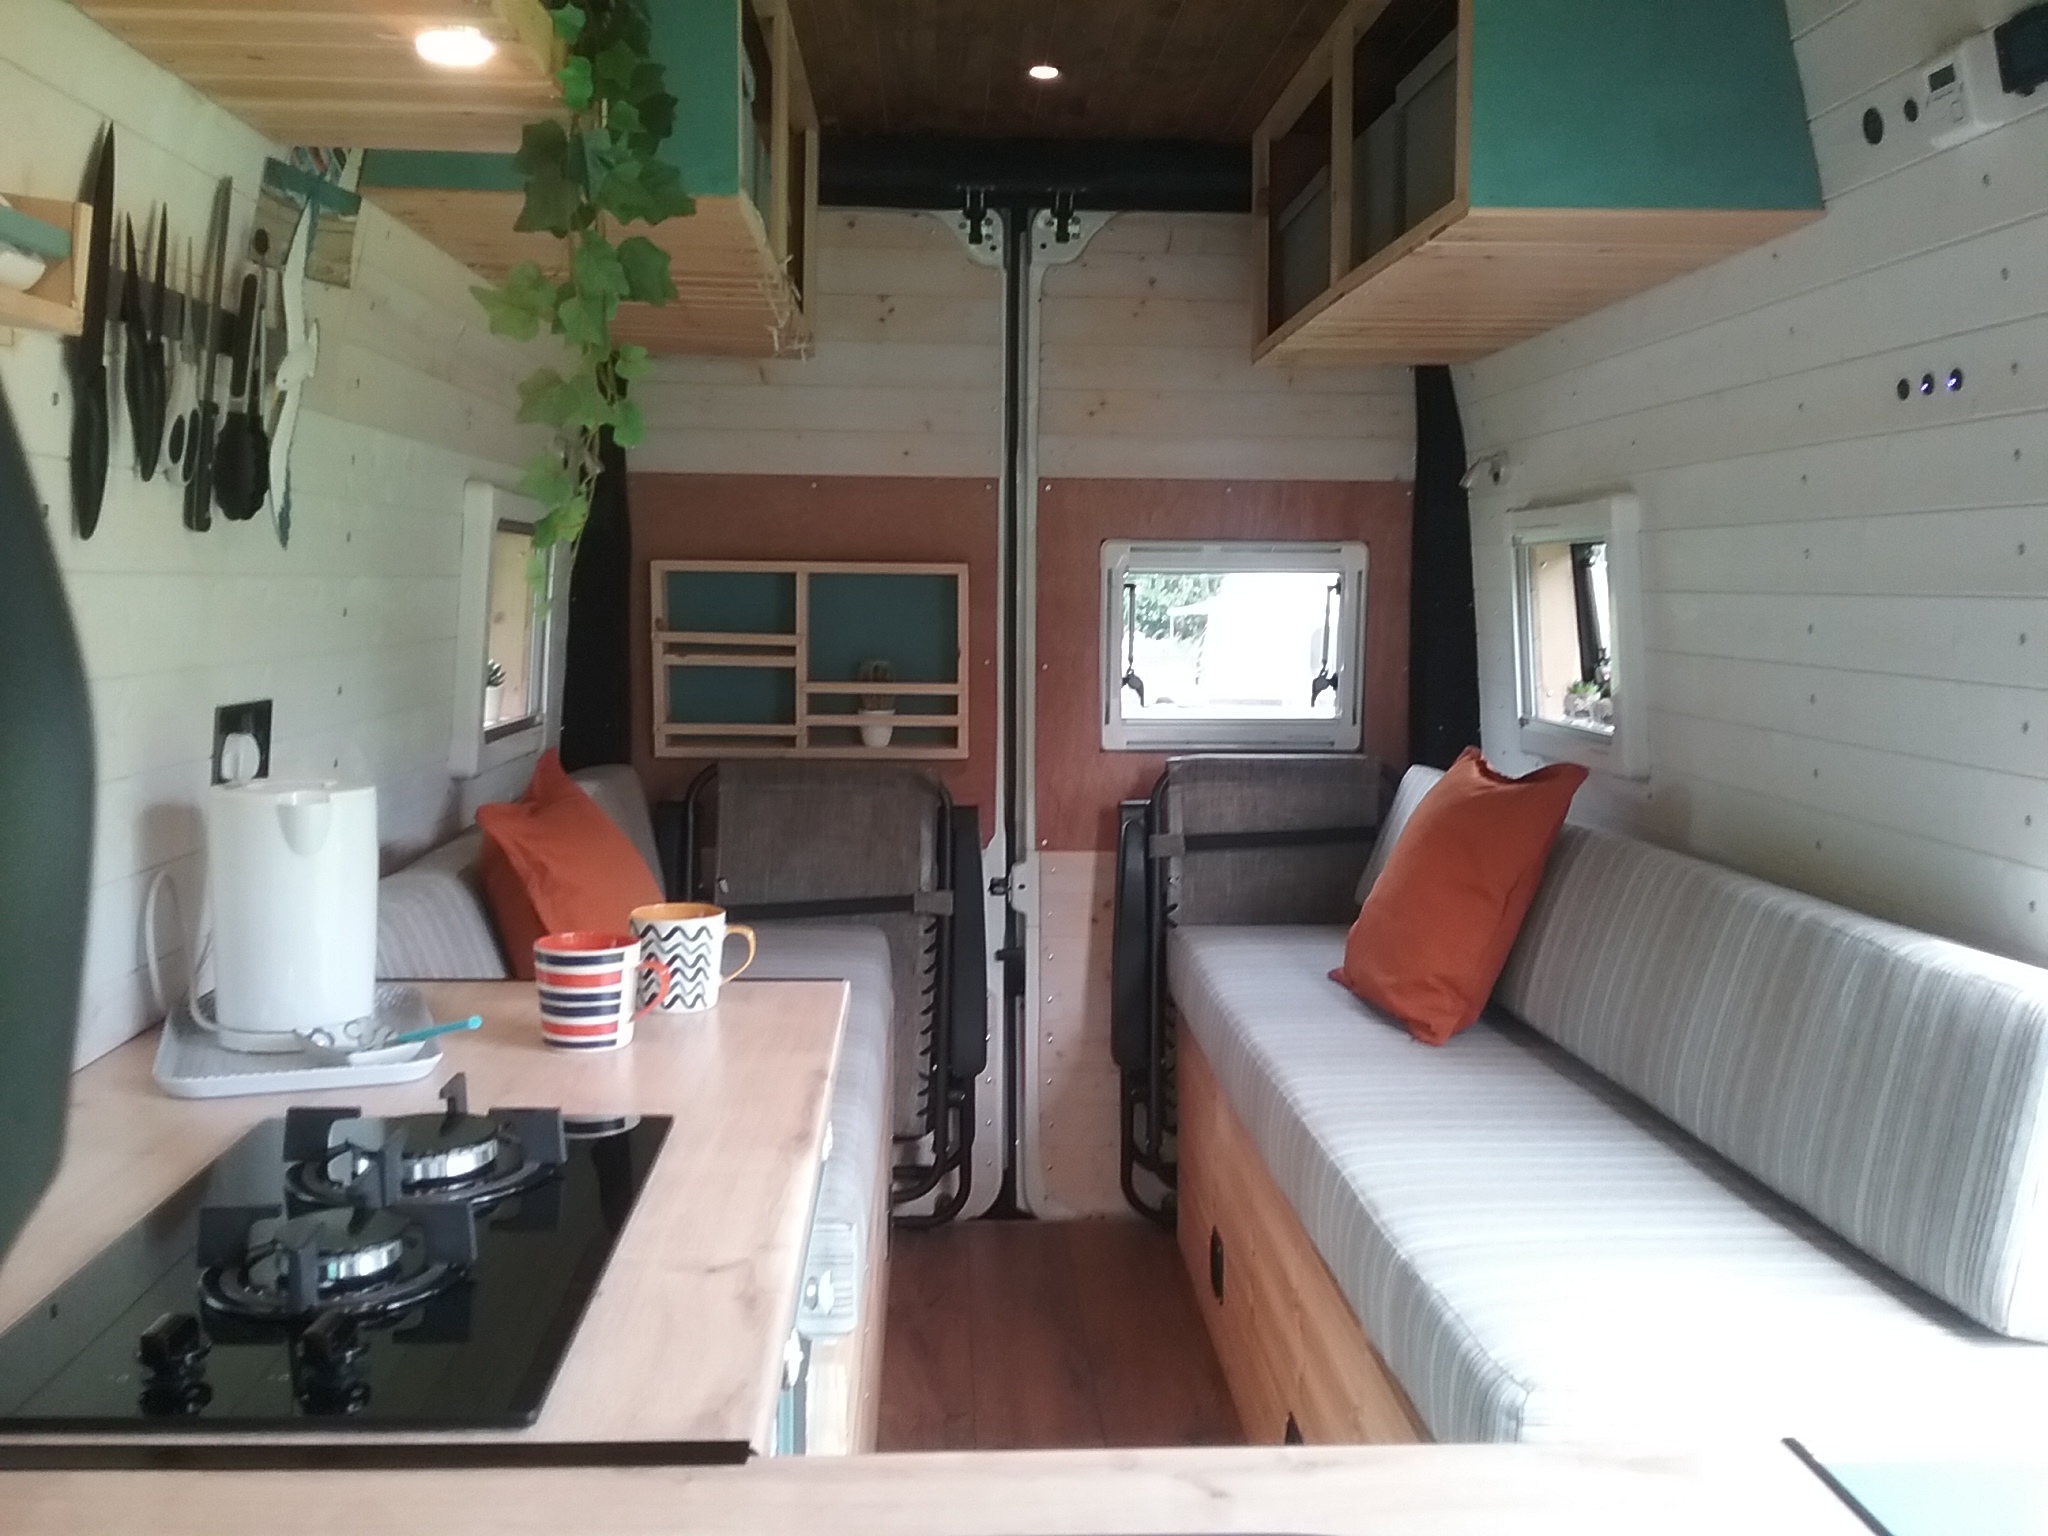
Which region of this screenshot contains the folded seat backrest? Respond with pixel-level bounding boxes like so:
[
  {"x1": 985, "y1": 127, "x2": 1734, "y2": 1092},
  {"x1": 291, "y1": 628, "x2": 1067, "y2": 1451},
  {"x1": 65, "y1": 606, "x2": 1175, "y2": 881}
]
[
  {"x1": 1159, "y1": 754, "x2": 1382, "y2": 926},
  {"x1": 707, "y1": 759, "x2": 943, "y2": 1137},
  {"x1": 1497, "y1": 825, "x2": 2048, "y2": 1340}
]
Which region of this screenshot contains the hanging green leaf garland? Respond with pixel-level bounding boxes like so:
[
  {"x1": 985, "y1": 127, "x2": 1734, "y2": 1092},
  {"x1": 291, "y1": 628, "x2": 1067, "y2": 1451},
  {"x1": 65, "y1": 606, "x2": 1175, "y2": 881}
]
[{"x1": 472, "y1": 0, "x2": 694, "y2": 555}]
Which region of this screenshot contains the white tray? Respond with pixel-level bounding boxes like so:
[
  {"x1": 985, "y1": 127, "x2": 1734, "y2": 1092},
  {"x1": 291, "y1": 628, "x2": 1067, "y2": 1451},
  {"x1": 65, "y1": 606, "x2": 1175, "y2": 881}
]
[{"x1": 153, "y1": 983, "x2": 445, "y2": 1099}]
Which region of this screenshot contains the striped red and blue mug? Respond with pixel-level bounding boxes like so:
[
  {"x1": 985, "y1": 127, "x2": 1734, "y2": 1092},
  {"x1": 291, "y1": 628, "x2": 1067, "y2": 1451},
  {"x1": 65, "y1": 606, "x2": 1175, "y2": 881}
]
[{"x1": 531, "y1": 931, "x2": 673, "y2": 1051}]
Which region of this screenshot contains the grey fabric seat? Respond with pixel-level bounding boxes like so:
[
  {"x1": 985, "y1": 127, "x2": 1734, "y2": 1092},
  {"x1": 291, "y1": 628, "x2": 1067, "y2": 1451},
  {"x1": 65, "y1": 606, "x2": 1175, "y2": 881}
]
[{"x1": 1170, "y1": 924, "x2": 2048, "y2": 1450}]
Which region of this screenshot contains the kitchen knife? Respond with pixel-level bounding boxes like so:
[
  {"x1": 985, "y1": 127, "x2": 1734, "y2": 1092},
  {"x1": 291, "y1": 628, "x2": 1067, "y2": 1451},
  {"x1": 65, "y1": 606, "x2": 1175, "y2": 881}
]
[
  {"x1": 136, "y1": 205, "x2": 169, "y2": 480},
  {"x1": 69, "y1": 125, "x2": 114, "y2": 539},
  {"x1": 119, "y1": 216, "x2": 155, "y2": 482},
  {"x1": 213, "y1": 269, "x2": 262, "y2": 520},
  {"x1": 183, "y1": 176, "x2": 230, "y2": 533}
]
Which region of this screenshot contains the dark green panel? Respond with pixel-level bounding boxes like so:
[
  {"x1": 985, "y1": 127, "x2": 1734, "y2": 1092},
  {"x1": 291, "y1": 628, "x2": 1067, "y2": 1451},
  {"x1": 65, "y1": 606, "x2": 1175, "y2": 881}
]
[
  {"x1": 357, "y1": 150, "x2": 523, "y2": 192},
  {"x1": 668, "y1": 665, "x2": 795, "y2": 726},
  {"x1": 808, "y1": 574, "x2": 961, "y2": 685},
  {"x1": 648, "y1": 0, "x2": 741, "y2": 197},
  {"x1": 0, "y1": 382, "x2": 94, "y2": 1261},
  {"x1": 1468, "y1": 0, "x2": 1821, "y2": 210},
  {"x1": 667, "y1": 570, "x2": 797, "y2": 634}
]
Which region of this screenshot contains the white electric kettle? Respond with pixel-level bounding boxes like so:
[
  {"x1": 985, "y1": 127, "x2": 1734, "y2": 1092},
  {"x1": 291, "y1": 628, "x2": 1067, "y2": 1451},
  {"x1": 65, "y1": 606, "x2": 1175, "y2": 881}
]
[{"x1": 202, "y1": 777, "x2": 378, "y2": 1052}]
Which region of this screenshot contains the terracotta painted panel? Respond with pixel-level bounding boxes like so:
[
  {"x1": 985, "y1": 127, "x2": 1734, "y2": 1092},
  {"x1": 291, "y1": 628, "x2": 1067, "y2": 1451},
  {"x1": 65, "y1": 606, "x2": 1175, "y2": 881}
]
[
  {"x1": 1035, "y1": 479, "x2": 1413, "y2": 853},
  {"x1": 629, "y1": 474, "x2": 1000, "y2": 833}
]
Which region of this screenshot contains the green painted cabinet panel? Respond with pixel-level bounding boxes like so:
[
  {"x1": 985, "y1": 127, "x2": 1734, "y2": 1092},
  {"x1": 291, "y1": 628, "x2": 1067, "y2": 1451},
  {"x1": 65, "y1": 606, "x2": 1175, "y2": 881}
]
[
  {"x1": 648, "y1": 0, "x2": 743, "y2": 198},
  {"x1": 1468, "y1": 0, "x2": 1821, "y2": 211}
]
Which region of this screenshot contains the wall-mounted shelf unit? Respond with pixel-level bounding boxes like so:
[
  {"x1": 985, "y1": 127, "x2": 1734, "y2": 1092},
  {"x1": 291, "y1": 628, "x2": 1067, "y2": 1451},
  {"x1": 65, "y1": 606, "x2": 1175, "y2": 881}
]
[
  {"x1": 1256, "y1": 0, "x2": 1823, "y2": 365},
  {"x1": 651, "y1": 561, "x2": 968, "y2": 761},
  {"x1": 0, "y1": 198, "x2": 90, "y2": 336},
  {"x1": 362, "y1": 0, "x2": 817, "y2": 358}
]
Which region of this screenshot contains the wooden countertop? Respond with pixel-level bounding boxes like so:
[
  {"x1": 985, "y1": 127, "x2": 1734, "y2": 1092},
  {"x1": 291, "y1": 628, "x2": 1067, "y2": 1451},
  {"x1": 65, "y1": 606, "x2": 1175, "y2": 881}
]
[
  {"x1": 0, "y1": 980, "x2": 848, "y2": 1456},
  {"x1": 0, "y1": 1443, "x2": 1870, "y2": 1534}
]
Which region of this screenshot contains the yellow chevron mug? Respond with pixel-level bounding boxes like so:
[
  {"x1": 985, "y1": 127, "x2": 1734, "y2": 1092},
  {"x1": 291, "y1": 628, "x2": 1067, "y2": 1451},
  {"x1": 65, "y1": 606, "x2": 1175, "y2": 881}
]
[{"x1": 628, "y1": 903, "x2": 758, "y2": 1016}]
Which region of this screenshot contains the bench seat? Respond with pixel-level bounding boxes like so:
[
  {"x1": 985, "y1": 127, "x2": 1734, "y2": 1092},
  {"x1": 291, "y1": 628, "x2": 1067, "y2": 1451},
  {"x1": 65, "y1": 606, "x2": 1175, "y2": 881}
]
[{"x1": 1169, "y1": 923, "x2": 2048, "y2": 1450}]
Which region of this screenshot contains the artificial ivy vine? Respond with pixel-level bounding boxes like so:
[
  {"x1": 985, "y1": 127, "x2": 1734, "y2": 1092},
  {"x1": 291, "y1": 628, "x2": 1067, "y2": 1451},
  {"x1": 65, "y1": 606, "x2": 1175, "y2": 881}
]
[{"x1": 472, "y1": 0, "x2": 695, "y2": 555}]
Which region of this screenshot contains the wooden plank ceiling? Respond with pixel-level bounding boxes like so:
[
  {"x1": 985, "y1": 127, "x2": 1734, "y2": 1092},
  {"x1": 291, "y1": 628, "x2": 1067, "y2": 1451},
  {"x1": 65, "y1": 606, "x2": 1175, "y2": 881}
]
[
  {"x1": 71, "y1": 0, "x2": 558, "y2": 153},
  {"x1": 786, "y1": 0, "x2": 1351, "y2": 140}
]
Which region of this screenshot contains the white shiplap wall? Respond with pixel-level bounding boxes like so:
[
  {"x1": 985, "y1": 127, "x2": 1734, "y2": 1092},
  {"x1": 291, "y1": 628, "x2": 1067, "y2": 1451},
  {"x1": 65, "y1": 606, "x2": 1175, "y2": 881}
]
[
  {"x1": 633, "y1": 210, "x2": 1005, "y2": 476},
  {"x1": 3, "y1": 0, "x2": 549, "y2": 1065},
  {"x1": 1040, "y1": 212, "x2": 1413, "y2": 481},
  {"x1": 1460, "y1": 0, "x2": 2048, "y2": 966},
  {"x1": 635, "y1": 209, "x2": 1416, "y2": 482}
]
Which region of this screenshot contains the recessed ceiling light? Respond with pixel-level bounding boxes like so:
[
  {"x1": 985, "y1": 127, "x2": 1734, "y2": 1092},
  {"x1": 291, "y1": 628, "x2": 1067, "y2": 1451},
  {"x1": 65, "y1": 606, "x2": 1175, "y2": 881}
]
[
  {"x1": 1027, "y1": 63, "x2": 1062, "y2": 81},
  {"x1": 415, "y1": 25, "x2": 496, "y2": 68}
]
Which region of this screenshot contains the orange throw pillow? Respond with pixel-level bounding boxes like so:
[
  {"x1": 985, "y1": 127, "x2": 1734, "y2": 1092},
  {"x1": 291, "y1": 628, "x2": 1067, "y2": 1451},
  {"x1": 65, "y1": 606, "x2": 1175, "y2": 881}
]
[
  {"x1": 475, "y1": 751, "x2": 662, "y2": 980},
  {"x1": 1333, "y1": 748, "x2": 1587, "y2": 1045}
]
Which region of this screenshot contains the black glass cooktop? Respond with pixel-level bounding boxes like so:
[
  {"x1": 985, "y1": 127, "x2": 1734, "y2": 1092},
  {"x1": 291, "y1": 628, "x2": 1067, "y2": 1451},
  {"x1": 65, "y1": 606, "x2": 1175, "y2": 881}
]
[{"x1": 0, "y1": 1103, "x2": 668, "y2": 1433}]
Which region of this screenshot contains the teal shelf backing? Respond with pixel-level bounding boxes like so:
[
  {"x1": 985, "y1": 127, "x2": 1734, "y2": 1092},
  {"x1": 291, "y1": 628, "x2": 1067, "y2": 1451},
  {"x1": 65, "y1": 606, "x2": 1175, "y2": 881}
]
[
  {"x1": 0, "y1": 203, "x2": 70, "y2": 262},
  {"x1": 667, "y1": 569, "x2": 798, "y2": 634},
  {"x1": 1467, "y1": 0, "x2": 1822, "y2": 211},
  {"x1": 668, "y1": 665, "x2": 796, "y2": 727},
  {"x1": 807, "y1": 573, "x2": 960, "y2": 685}
]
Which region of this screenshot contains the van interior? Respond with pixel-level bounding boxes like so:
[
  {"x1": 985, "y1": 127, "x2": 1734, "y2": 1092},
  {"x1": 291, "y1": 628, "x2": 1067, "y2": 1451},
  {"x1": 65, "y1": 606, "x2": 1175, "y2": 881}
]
[{"x1": 1, "y1": 1, "x2": 2046, "y2": 1531}]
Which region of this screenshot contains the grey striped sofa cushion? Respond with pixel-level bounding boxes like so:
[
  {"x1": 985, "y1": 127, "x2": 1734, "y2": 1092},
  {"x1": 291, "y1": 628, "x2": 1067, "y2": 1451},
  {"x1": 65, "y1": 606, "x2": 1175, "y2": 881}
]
[
  {"x1": 1497, "y1": 826, "x2": 2048, "y2": 1341},
  {"x1": 1170, "y1": 925, "x2": 2048, "y2": 1447}
]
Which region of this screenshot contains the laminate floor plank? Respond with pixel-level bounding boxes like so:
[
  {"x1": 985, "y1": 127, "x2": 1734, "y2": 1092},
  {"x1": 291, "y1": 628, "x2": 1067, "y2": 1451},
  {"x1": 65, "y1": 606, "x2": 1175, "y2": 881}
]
[
  {"x1": 966, "y1": 1220, "x2": 1108, "y2": 1450},
  {"x1": 1063, "y1": 1219, "x2": 1243, "y2": 1447},
  {"x1": 877, "y1": 1226, "x2": 979, "y2": 1451},
  {"x1": 878, "y1": 1218, "x2": 1245, "y2": 1453}
]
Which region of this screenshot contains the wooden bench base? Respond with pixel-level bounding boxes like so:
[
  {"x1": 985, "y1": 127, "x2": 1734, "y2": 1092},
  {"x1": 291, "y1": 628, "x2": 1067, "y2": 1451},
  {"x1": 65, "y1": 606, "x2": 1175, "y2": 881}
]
[{"x1": 1175, "y1": 1031, "x2": 1426, "y2": 1444}]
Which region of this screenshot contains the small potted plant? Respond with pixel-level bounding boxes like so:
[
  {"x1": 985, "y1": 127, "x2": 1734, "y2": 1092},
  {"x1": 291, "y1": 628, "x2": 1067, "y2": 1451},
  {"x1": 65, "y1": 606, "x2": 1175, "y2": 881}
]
[
  {"x1": 1564, "y1": 679, "x2": 1600, "y2": 724},
  {"x1": 484, "y1": 657, "x2": 505, "y2": 726},
  {"x1": 857, "y1": 659, "x2": 896, "y2": 749}
]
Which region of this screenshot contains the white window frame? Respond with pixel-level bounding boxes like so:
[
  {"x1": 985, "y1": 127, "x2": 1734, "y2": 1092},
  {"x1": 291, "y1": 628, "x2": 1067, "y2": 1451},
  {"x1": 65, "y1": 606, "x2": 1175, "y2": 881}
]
[
  {"x1": 450, "y1": 480, "x2": 568, "y2": 778},
  {"x1": 1099, "y1": 539, "x2": 1368, "y2": 753},
  {"x1": 1505, "y1": 493, "x2": 1647, "y2": 779}
]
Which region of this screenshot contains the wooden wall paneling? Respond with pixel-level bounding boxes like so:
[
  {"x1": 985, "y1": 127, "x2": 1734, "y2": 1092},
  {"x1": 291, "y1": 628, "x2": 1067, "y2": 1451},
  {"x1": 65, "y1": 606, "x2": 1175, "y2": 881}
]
[
  {"x1": 1177, "y1": 1034, "x2": 1426, "y2": 1445},
  {"x1": 68, "y1": 0, "x2": 559, "y2": 153},
  {"x1": 1033, "y1": 853, "x2": 1125, "y2": 1217},
  {"x1": 1457, "y1": 0, "x2": 2048, "y2": 968}
]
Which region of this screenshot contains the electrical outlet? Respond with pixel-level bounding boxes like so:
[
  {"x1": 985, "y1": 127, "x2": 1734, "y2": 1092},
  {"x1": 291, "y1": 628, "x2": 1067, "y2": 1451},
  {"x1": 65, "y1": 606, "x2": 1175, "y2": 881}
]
[{"x1": 211, "y1": 699, "x2": 273, "y2": 786}]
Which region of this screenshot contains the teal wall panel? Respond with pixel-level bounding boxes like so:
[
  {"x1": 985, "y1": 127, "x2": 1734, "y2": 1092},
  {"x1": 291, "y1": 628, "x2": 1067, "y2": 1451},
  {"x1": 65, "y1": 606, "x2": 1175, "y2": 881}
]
[
  {"x1": 666, "y1": 569, "x2": 797, "y2": 633},
  {"x1": 669, "y1": 665, "x2": 795, "y2": 726},
  {"x1": 808, "y1": 573, "x2": 960, "y2": 685},
  {"x1": 1468, "y1": 0, "x2": 1822, "y2": 211},
  {"x1": 649, "y1": 0, "x2": 742, "y2": 198}
]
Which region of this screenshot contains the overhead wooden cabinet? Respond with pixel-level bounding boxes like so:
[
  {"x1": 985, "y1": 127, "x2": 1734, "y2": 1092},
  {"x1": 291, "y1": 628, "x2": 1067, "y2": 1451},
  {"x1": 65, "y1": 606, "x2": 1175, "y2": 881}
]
[
  {"x1": 362, "y1": 0, "x2": 818, "y2": 358},
  {"x1": 1258, "y1": 0, "x2": 1824, "y2": 365}
]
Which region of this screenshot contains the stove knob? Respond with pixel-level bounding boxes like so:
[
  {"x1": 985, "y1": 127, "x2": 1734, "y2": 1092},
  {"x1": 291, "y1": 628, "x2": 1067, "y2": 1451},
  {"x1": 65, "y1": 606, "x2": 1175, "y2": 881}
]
[
  {"x1": 138, "y1": 1312, "x2": 209, "y2": 1377},
  {"x1": 299, "y1": 1310, "x2": 367, "y2": 1373}
]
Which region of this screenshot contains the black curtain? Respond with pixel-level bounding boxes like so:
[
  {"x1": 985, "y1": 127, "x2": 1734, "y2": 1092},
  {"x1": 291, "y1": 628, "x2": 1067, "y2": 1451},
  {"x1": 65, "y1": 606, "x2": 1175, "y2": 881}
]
[
  {"x1": 557, "y1": 429, "x2": 633, "y2": 772},
  {"x1": 0, "y1": 380, "x2": 94, "y2": 1260},
  {"x1": 1406, "y1": 365, "x2": 1481, "y2": 769}
]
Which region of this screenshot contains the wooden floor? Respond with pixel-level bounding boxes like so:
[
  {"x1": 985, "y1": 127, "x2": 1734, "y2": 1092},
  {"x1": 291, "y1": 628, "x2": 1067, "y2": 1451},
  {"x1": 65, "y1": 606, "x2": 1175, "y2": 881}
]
[{"x1": 878, "y1": 1218, "x2": 1244, "y2": 1452}]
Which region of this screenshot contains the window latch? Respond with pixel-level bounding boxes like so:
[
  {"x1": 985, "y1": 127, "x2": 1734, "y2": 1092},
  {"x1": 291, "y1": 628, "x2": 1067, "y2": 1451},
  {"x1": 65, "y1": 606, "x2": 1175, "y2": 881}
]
[
  {"x1": 1309, "y1": 579, "x2": 1339, "y2": 705},
  {"x1": 1120, "y1": 580, "x2": 1146, "y2": 705}
]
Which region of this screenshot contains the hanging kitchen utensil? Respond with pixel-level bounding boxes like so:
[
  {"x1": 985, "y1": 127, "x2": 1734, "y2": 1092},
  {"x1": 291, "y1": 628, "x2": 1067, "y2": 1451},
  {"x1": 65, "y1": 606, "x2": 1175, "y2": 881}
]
[
  {"x1": 213, "y1": 268, "x2": 266, "y2": 520},
  {"x1": 137, "y1": 205, "x2": 170, "y2": 480},
  {"x1": 165, "y1": 238, "x2": 193, "y2": 474},
  {"x1": 266, "y1": 199, "x2": 318, "y2": 548},
  {"x1": 183, "y1": 175, "x2": 231, "y2": 533},
  {"x1": 69, "y1": 125, "x2": 115, "y2": 540},
  {"x1": 119, "y1": 215, "x2": 165, "y2": 485}
]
